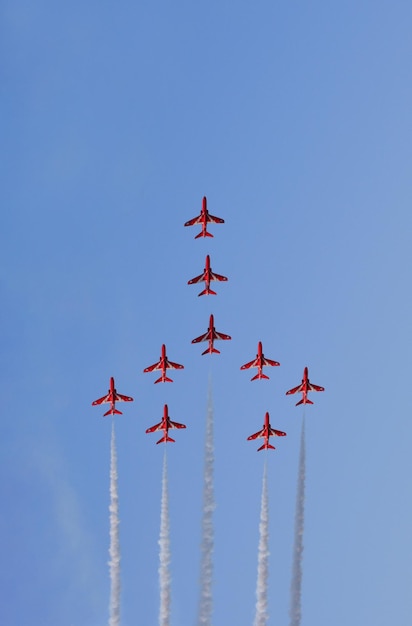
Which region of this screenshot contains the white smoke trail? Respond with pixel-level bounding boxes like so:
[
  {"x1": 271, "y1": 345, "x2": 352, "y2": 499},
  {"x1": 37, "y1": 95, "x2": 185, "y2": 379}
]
[
  {"x1": 253, "y1": 461, "x2": 269, "y2": 626},
  {"x1": 289, "y1": 418, "x2": 306, "y2": 626},
  {"x1": 159, "y1": 451, "x2": 172, "y2": 626},
  {"x1": 197, "y1": 384, "x2": 215, "y2": 626},
  {"x1": 109, "y1": 421, "x2": 121, "y2": 626}
]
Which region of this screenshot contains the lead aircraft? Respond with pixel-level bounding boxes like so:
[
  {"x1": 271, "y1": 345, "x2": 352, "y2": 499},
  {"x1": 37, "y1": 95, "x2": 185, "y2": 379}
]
[
  {"x1": 247, "y1": 412, "x2": 287, "y2": 451},
  {"x1": 240, "y1": 341, "x2": 280, "y2": 380},
  {"x1": 145, "y1": 404, "x2": 186, "y2": 444},
  {"x1": 286, "y1": 366, "x2": 324, "y2": 405},
  {"x1": 188, "y1": 254, "x2": 228, "y2": 296},
  {"x1": 92, "y1": 377, "x2": 133, "y2": 416},
  {"x1": 143, "y1": 344, "x2": 184, "y2": 383},
  {"x1": 184, "y1": 196, "x2": 224, "y2": 238},
  {"x1": 192, "y1": 314, "x2": 231, "y2": 355}
]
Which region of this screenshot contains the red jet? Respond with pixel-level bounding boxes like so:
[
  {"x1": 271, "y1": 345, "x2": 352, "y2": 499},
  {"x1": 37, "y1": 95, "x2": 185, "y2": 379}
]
[
  {"x1": 192, "y1": 314, "x2": 231, "y2": 355},
  {"x1": 188, "y1": 254, "x2": 228, "y2": 296},
  {"x1": 247, "y1": 412, "x2": 287, "y2": 451},
  {"x1": 286, "y1": 366, "x2": 324, "y2": 405},
  {"x1": 92, "y1": 377, "x2": 133, "y2": 416},
  {"x1": 240, "y1": 341, "x2": 280, "y2": 381},
  {"x1": 184, "y1": 196, "x2": 224, "y2": 238},
  {"x1": 145, "y1": 404, "x2": 186, "y2": 444},
  {"x1": 143, "y1": 344, "x2": 184, "y2": 383}
]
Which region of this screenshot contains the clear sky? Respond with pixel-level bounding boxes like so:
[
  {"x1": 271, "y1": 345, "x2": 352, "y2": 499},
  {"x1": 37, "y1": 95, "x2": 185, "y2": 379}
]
[{"x1": 2, "y1": 2, "x2": 412, "y2": 625}]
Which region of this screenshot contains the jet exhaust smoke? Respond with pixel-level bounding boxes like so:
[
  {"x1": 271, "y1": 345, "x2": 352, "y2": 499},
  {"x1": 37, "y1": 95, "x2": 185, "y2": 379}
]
[
  {"x1": 109, "y1": 421, "x2": 121, "y2": 626},
  {"x1": 289, "y1": 418, "x2": 306, "y2": 626},
  {"x1": 253, "y1": 461, "x2": 269, "y2": 626},
  {"x1": 159, "y1": 451, "x2": 172, "y2": 626},
  {"x1": 197, "y1": 383, "x2": 215, "y2": 626}
]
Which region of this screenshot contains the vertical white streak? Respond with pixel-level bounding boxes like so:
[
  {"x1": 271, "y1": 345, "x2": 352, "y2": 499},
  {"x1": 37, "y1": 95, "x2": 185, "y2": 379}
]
[
  {"x1": 289, "y1": 418, "x2": 306, "y2": 626},
  {"x1": 197, "y1": 384, "x2": 215, "y2": 626},
  {"x1": 109, "y1": 421, "x2": 121, "y2": 626},
  {"x1": 159, "y1": 452, "x2": 171, "y2": 626},
  {"x1": 253, "y1": 462, "x2": 269, "y2": 626}
]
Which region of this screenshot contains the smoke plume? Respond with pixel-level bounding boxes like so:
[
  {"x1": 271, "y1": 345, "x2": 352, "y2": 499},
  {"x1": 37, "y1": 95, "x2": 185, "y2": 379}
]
[
  {"x1": 197, "y1": 384, "x2": 215, "y2": 626},
  {"x1": 253, "y1": 461, "x2": 269, "y2": 626},
  {"x1": 109, "y1": 421, "x2": 121, "y2": 626},
  {"x1": 159, "y1": 451, "x2": 172, "y2": 626},
  {"x1": 289, "y1": 418, "x2": 306, "y2": 626}
]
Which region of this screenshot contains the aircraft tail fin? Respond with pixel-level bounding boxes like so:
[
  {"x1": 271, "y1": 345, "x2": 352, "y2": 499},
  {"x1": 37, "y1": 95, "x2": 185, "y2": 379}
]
[
  {"x1": 258, "y1": 442, "x2": 275, "y2": 452},
  {"x1": 251, "y1": 372, "x2": 269, "y2": 381},
  {"x1": 104, "y1": 408, "x2": 122, "y2": 416},
  {"x1": 154, "y1": 375, "x2": 173, "y2": 384},
  {"x1": 156, "y1": 435, "x2": 175, "y2": 444},
  {"x1": 201, "y1": 346, "x2": 220, "y2": 355},
  {"x1": 296, "y1": 398, "x2": 313, "y2": 406},
  {"x1": 198, "y1": 288, "x2": 217, "y2": 297},
  {"x1": 195, "y1": 231, "x2": 213, "y2": 239}
]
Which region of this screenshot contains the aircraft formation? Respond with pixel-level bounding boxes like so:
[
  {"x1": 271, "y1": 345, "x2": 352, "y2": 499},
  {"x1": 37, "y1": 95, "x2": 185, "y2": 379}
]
[{"x1": 92, "y1": 196, "x2": 325, "y2": 448}]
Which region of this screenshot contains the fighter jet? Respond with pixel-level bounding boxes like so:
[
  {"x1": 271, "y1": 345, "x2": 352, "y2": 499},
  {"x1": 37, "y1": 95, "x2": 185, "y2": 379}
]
[
  {"x1": 192, "y1": 314, "x2": 231, "y2": 355},
  {"x1": 240, "y1": 341, "x2": 280, "y2": 380},
  {"x1": 188, "y1": 254, "x2": 228, "y2": 296},
  {"x1": 184, "y1": 196, "x2": 224, "y2": 238},
  {"x1": 247, "y1": 412, "x2": 287, "y2": 451},
  {"x1": 143, "y1": 344, "x2": 184, "y2": 383},
  {"x1": 92, "y1": 377, "x2": 133, "y2": 416},
  {"x1": 286, "y1": 366, "x2": 324, "y2": 405},
  {"x1": 145, "y1": 404, "x2": 186, "y2": 444}
]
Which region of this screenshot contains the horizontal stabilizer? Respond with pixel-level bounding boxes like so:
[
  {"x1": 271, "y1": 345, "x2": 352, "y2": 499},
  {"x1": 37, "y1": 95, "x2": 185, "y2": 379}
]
[
  {"x1": 202, "y1": 346, "x2": 220, "y2": 355},
  {"x1": 198, "y1": 288, "x2": 217, "y2": 296},
  {"x1": 251, "y1": 372, "x2": 269, "y2": 381},
  {"x1": 195, "y1": 231, "x2": 213, "y2": 239},
  {"x1": 258, "y1": 443, "x2": 275, "y2": 452},
  {"x1": 154, "y1": 376, "x2": 173, "y2": 384},
  {"x1": 104, "y1": 408, "x2": 123, "y2": 416},
  {"x1": 156, "y1": 435, "x2": 175, "y2": 444},
  {"x1": 296, "y1": 398, "x2": 313, "y2": 406}
]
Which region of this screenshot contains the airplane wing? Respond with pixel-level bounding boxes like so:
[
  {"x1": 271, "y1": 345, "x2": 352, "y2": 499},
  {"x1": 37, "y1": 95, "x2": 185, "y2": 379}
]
[
  {"x1": 188, "y1": 273, "x2": 205, "y2": 285},
  {"x1": 208, "y1": 213, "x2": 225, "y2": 224},
  {"x1": 286, "y1": 384, "x2": 303, "y2": 395},
  {"x1": 269, "y1": 428, "x2": 287, "y2": 437},
  {"x1": 214, "y1": 331, "x2": 231, "y2": 341},
  {"x1": 169, "y1": 420, "x2": 186, "y2": 430},
  {"x1": 247, "y1": 429, "x2": 264, "y2": 440},
  {"x1": 192, "y1": 331, "x2": 210, "y2": 344},
  {"x1": 166, "y1": 359, "x2": 184, "y2": 370},
  {"x1": 115, "y1": 393, "x2": 134, "y2": 402},
  {"x1": 210, "y1": 271, "x2": 228, "y2": 282},
  {"x1": 143, "y1": 361, "x2": 161, "y2": 372},
  {"x1": 146, "y1": 421, "x2": 162, "y2": 433},
  {"x1": 92, "y1": 393, "x2": 110, "y2": 406},
  {"x1": 309, "y1": 383, "x2": 324, "y2": 392},
  {"x1": 262, "y1": 357, "x2": 280, "y2": 367},
  {"x1": 184, "y1": 215, "x2": 202, "y2": 227},
  {"x1": 240, "y1": 357, "x2": 259, "y2": 370}
]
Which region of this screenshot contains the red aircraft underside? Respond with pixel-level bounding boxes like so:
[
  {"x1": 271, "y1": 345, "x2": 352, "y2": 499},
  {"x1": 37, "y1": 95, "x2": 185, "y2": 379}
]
[
  {"x1": 188, "y1": 254, "x2": 228, "y2": 296},
  {"x1": 241, "y1": 341, "x2": 280, "y2": 381},
  {"x1": 145, "y1": 404, "x2": 186, "y2": 444},
  {"x1": 192, "y1": 314, "x2": 231, "y2": 355},
  {"x1": 247, "y1": 412, "x2": 287, "y2": 452},
  {"x1": 92, "y1": 376, "x2": 133, "y2": 416},
  {"x1": 184, "y1": 196, "x2": 225, "y2": 238},
  {"x1": 286, "y1": 366, "x2": 324, "y2": 405},
  {"x1": 143, "y1": 344, "x2": 184, "y2": 383}
]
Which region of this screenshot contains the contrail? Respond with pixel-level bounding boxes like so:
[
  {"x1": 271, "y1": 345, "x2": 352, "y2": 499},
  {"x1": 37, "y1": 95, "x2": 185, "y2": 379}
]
[
  {"x1": 289, "y1": 418, "x2": 306, "y2": 626},
  {"x1": 253, "y1": 461, "x2": 269, "y2": 626},
  {"x1": 197, "y1": 383, "x2": 215, "y2": 626},
  {"x1": 159, "y1": 451, "x2": 171, "y2": 626},
  {"x1": 109, "y1": 421, "x2": 121, "y2": 626}
]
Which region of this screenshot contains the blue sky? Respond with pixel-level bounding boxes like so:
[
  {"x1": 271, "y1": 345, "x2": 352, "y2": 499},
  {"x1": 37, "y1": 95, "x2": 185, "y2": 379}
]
[{"x1": 2, "y1": 1, "x2": 412, "y2": 625}]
